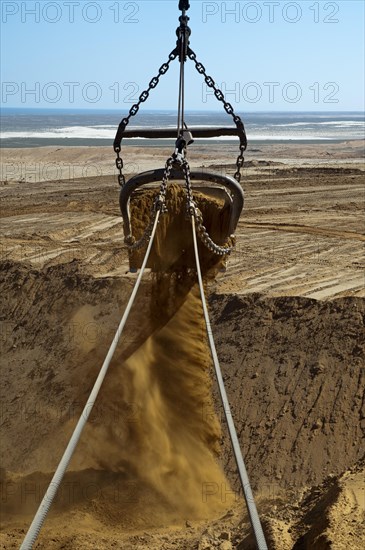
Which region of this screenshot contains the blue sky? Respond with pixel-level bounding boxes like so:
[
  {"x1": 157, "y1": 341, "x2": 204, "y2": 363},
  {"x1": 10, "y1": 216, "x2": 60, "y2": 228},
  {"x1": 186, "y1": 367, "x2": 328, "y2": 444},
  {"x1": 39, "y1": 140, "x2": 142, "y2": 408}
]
[{"x1": 1, "y1": 0, "x2": 364, "y2": 111}]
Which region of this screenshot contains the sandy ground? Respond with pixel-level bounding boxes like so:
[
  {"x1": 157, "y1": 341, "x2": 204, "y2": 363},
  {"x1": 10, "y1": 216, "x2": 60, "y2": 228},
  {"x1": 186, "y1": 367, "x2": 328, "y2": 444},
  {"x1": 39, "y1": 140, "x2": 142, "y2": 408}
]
[
  {"x1": 1, "y1": 140, "x2": 364, "y2": 183},
  {"x1": 0, "y1": 141, "x2": 364, "y2": 549},
  {"x1": 1, "y1": 141, "x2": 364, "y2": 298}
]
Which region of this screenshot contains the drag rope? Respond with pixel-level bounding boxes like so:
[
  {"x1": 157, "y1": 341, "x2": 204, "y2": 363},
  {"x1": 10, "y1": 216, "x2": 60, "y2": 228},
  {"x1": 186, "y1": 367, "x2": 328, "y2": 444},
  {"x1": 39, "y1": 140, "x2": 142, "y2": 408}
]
[
  {"x1": 190, "y1": 214, "x2": 268, "y2": 550},
  {"x1": 20, "y1": 210, "x2": 162, "y2": 550}
]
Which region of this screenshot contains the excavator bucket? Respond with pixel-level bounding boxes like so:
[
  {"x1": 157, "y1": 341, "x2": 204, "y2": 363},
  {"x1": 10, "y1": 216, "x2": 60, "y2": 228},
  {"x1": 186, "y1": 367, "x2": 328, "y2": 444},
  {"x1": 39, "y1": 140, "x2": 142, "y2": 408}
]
[{"x1": 120, "y1": 169, "x2": 244, "y2": 272}]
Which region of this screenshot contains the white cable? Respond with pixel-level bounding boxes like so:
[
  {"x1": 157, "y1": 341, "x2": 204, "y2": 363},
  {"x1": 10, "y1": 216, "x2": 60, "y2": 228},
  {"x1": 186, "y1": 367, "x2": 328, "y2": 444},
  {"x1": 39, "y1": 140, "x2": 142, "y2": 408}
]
[
  {"x1": 20, "y1": 210, "x2": 161, "y2": 550},
  {"x1": 190, "y1": 215, "x2": 268, "y2": 550}
]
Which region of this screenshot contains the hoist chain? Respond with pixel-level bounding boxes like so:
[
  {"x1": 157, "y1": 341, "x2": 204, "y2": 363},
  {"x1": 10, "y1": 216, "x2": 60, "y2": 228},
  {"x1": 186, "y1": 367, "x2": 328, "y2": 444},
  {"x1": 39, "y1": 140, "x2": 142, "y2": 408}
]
[
  {"x1": 182, "y1": 159, "x2": 234, "y2": 256},
  {"x1": 114, "y1": 49, "x2": 178, "y2": 187},
  {"x1": 187, "y1": 47, "x2": 247, "y2": 183},
  {"x1": 117, "y1": 5, "x2": 244, "y2": 257},
  {"x1": 114, "y1": 45, "x2": 247, "y2": 186},
  {"x1": 125, "y1": 157, "x2": 173, "y2": 250}
]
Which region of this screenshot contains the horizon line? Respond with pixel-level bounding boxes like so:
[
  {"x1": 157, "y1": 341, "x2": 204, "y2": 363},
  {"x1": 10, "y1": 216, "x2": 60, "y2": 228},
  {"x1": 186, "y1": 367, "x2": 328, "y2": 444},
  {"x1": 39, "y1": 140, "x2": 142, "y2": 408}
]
[{"x1": 1, "y1": 107, "x2": 364, "y2": 114}]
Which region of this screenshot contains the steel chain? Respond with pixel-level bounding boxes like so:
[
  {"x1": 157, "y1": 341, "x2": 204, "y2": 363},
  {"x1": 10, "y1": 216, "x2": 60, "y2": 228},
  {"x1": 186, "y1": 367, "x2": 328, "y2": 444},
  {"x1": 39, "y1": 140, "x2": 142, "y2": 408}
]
[
  {"x1": 114, "y1": 49, "x2": 178, "y2": 187},
  {"x1": 187, "y1": 48, "x2": 247, "y2": 183},
  {"x1": 125, "y1": 157, "x2": 174, "y2": 250},
  {"x1": 181, "y1": 159, "x2": 234, "y2": 256}
]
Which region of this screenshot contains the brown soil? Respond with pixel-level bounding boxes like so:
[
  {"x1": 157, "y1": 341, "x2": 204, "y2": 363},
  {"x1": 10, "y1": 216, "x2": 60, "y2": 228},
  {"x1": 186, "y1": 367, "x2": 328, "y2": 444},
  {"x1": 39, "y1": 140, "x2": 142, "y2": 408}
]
[
  {"x1": 127, "y1": 183, "x2": 231, "y2": 272},
  {"x1": 0, "y1": 143, "x2": 364, "y2": 549}
]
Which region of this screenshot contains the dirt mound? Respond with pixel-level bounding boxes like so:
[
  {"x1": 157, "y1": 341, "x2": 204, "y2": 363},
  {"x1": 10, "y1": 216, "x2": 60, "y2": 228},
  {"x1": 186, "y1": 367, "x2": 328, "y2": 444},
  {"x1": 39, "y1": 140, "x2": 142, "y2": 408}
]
[
  {"x1": 1, "y1": 258, "x2": 364, "y2": 548},
  {"x1": 291, "y1": 460, "x2": 365, "y2": 549},
  {"x1": 209, "y1": 293, "x2": 365, "y2": 491}
]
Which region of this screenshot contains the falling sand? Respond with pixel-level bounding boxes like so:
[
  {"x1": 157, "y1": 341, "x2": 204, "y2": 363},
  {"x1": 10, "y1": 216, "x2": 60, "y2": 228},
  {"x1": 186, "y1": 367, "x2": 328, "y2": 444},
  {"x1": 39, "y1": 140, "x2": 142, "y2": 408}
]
[{"x1": 74, "y1": 282, "x2": 234, "y2": 526}]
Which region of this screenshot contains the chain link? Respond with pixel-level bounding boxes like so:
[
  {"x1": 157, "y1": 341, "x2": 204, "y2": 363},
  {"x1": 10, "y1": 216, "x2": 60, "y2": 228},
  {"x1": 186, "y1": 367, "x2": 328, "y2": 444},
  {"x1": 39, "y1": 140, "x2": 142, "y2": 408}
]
[
  {"x1": 187, "y1": 47, "x2": 247, "y2": 183},
  {"x1": 181, "y1": 159, "x2": 234, "y2": 256},
  {"x1": 114, "y1": 49, "x2": 178, "y2": 187},
  {"x1": 234, "y1": 144, "x2": 245, "y2": 183},
  {"x1": 115, "y1": 149, "x2": 125, "y2": 187}
]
